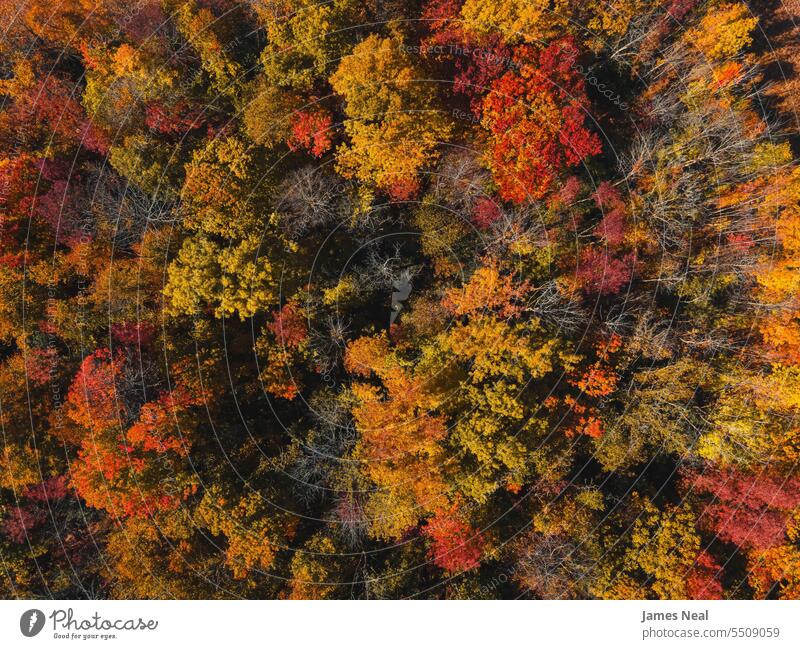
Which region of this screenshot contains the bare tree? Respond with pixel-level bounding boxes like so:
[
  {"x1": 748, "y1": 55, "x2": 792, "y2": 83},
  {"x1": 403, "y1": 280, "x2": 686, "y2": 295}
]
[
  {"x1": 275, "y1": 165, "x2": 352, "y2": 237},
  {"x1": 429, "y1": 148, "x2": 492, "y2": 216},
  {"x1": 528, "y1": 280, "x2": 587, "y2": 335},
  {"x1": 289, "y1": 389, "x2": 357, "y2": 505},
  {"x1": 510, "y1": 531, "x2": 594, "y2": 599},
  {"x1": 87, "y1": 165, "x2": 178, "y2": 248}
]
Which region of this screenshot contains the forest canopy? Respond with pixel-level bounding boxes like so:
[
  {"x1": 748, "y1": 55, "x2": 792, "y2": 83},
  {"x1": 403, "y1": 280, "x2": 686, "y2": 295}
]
[{"x1": 1, "y1": 0, "x2": 800, "y2": 600}]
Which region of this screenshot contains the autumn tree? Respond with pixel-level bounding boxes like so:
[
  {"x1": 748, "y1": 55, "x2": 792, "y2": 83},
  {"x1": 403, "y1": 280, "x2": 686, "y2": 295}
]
[
  {"x1": 480, "y1": 39, "x2": 601, "y2": 203},
  {"x1": 330, "y1": 34, "x2": 452, "y2": 199},
  {"x1": 254, "y1": 0, "x2": 372, "y2": 90}
]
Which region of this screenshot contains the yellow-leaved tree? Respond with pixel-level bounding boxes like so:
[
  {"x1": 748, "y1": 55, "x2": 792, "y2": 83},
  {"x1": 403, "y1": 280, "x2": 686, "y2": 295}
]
[{"x1": 330, "y1": 34, "x2": 452, "y2": 200}]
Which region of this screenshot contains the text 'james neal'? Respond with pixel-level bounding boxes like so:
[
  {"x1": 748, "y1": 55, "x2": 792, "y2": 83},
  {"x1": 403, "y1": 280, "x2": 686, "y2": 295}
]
[{"x1": 641, "y1": 610, "x2": 709, "y2": 623}]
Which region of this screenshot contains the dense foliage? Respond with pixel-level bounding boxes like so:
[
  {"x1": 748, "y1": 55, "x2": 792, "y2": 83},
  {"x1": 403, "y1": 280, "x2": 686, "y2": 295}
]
[{"x1": 1, "y1": 0, "x2": 799, "y2": 599}]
